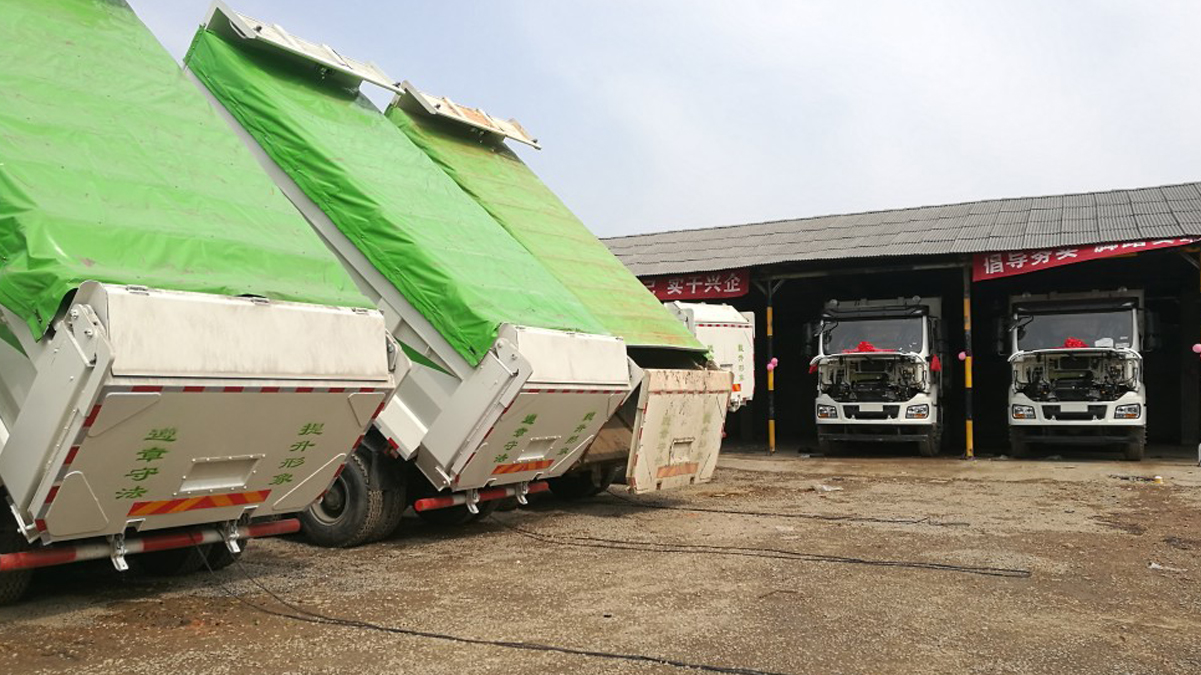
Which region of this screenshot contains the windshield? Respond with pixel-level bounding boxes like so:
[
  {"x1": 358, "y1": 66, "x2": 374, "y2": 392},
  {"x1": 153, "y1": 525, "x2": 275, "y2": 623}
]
[
  {"x1": 822, "y1": 317, "x2": 924, "y2": 354},
  {"x1": 1014, "y1": 310, "x2": 1135, "y2": 351}
]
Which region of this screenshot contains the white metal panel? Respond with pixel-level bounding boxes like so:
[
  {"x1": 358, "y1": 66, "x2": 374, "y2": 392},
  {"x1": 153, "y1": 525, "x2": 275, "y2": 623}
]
[
  {"x1": 626, "y1": 368, "x2": 731, "y2": 494},
  {"x1": 666, "y1": 302, "x2": 754, "y2": 409},
  {"x1": 667, "y1": 301, "x2": 752, "y2": 328},
  {"x1": 693, "y1": 323, "x2": 755, "y2": 408},
  {"x1": 394, "y1": 82, "x2": 540, "y2": 149},
  {"x1": 35, "y1": 384, "x2": 387, "y2": 540},
  {"x1": 90, "y1": 284, "x2": 389, "y2": 381},
  {"x1": 0, "y1": 307, "x2": 111, "y2": 512},
  {"x1": 501, "y1": 324, "x2": 629, "y2": 388},
  {"x1": 451, "y1": 388, "x2": 626, "y2": 489},
  {"x1": 204, "y1": 2, "x2": 401, "y2": 93}
]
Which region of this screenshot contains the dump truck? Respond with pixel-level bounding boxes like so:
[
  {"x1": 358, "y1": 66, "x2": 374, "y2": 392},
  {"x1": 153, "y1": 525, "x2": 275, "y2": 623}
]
[
  {"x1": 1006, "y1": 290, "x2": 1147, "y2": 460},
  {"x1": 665, "y1": 302, "x2": 756, "y2": 411},
  {"x1": 0, "y1": 0, "x2": 399, "y2": 604},
  {"x1": 386, "y1": 81, "x2": 732, "y2": 497},
  {"x1": 810, "y1": 298, "x2": 945, "y2": 456},
  {"x1": 185, "y1": 4, "x2": 653, "y2": 545}
]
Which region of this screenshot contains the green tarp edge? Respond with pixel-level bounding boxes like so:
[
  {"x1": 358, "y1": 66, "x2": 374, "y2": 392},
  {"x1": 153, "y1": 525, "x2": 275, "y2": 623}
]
[
  {"x1": 185, "y1": 30, "x2": 612, "y2": 366},
  {"x1": 0, "y1": 0, "x2": 372, "y2": 338},
  {"x1": 386, "y1": 107, "x2": 704, "y2": 353}
]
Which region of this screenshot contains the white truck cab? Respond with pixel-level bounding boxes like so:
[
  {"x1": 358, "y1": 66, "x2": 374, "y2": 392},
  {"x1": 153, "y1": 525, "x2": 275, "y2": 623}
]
[
  {"x1": 811, "y1": 298, "x2": 944, "y2": 456},
  {"x1": 1006, "y1": 290, "x2": 1146, "y2": 460},
  {"x1": 666, "y1": 302, "x2": 755, "y2": 411}
]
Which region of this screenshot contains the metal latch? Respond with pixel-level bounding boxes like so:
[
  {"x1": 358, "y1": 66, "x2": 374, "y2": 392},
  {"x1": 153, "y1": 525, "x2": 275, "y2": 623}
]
[
  {"x1": 222, "y1": 521, "x2": 242, "y2": 555},
  {"x1": 108, "y1": 533, "x2": 129, "y2": 572}
]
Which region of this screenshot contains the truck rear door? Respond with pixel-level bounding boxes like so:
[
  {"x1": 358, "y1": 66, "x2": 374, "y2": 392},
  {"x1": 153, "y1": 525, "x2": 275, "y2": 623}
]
[{"x1": 626, "y1": 368, "x2": 732, "y2": 493}]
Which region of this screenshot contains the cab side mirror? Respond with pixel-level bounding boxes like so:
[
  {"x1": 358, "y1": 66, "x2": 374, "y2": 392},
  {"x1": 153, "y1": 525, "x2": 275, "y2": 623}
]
[
  {"x1": 993, "y1": 318, "x2": 1008, "y2": 356},
  {"x1": 801, "y1": 321, "x2": 817, "y2": 359}
]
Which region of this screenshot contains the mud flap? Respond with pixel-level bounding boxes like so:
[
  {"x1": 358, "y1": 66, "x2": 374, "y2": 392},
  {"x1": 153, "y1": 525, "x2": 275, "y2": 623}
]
[{"x1": 626, "y1": 368, "x2": 732, "y2": 493}]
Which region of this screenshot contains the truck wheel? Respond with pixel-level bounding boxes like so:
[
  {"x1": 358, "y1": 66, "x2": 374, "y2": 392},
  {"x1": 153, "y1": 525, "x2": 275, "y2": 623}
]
[
  {"x1": 548, "y1": 465, "x2": 619, "y2": 500},
  {"x1": 817, "y1": 438, "x2": 838, "y2": 456},
  {"x1": 1009, "y1": 436, "x2": 1031, "y2": 459},
  {"x1": 204, "y1": 539, "x2": 246, "y2": 572},
  {"x1": 1124, "y1": 438, "x2": 1146, "y2": 461},
  {"x1": 416, "y1": 499, "x2": 499, "y2": 526},
  {"x1": 917, "y1": 433, "x2": 939, "y2": 457},
  {"x1": 0, "y1": 508, "x2": 33, "y2": 605},
  {"x1": 299, "y1": 452, "x2": 385, "y2": 548},
  {"x1": 369, "y1": 483, "x2": 408, "y2": 542},
  {"x1": 138, "y1": 545, "x2": 210, "y2": 577}
]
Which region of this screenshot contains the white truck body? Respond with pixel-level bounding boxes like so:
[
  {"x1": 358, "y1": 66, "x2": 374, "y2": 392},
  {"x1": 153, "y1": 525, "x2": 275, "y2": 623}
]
[
  {"x1": 0, "y1": 282, "x2": 398, "y2": 544},
  {"x1": 665, "y1": 302, "x2": 754, "y2": 411},
  {"x1": 810, "y1": 297, "x2": 943, "y2": 455},
  {"x1": 192, "y1": 5, "x2": 632, "y2": 496},
  {"x1": 1006, "y1": 290, "x2": 1146, "y2": 459}
]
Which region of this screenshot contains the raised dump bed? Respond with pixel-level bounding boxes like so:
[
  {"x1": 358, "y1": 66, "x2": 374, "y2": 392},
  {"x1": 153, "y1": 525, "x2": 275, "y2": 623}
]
[
  {"x1": 186, "y1": 3, "x2": 635, "y2": 544},
  {"x1": 386, "y1": 83, "x2": 733, "y2": 495},
  {"x1": 0, "y1": 0, "x2": 399, "y2": 603}
]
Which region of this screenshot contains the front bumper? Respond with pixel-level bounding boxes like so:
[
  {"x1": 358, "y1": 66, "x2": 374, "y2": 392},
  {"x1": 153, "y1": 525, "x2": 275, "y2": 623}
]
[
  {"x1": 1008, "y1": 392, "x2": 1144, "y2": 444},
  {"x1": 815, "y1": 394, "x2": 935, "y2": 442}
]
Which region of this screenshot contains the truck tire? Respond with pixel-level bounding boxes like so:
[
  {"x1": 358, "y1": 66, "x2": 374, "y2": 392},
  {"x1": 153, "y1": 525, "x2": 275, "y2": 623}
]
[
  {"x1": 204, "y1": 540, "x2": 246, "y2": 572},
  {"x1": 369, "y1": 482, "x2": 408, "y2": 542},
  {"x1": 138, "y1": 545, "x2": 209, "y2": 577},
  {"x1": 0, "y1": 507, "x2": 33, "y2": 606},
  {"x1": 299, "y1": 452, "x2": 385, "y2": 548},
  {"x1": 548, "y1": 465, "x2": 619, "y2": 500},
  {"x1": 817, "y1": 437, "x2": 838, "y2": 456},
  {"x1": 416, "y1": 499, "x2": 499, "y2": 526},
  {"x1": 494, "y1": 497, "x2": 521, "y2": 512},
  {"x1": 1124, "y1": 434, "x2": 1146, "y2": 461},
  {"x1": 917, "y1": 433, "x2": 939, "y2": 457},
  {"x1": 1009, "y1": 435, "x2": 1031, "y2": 459}
]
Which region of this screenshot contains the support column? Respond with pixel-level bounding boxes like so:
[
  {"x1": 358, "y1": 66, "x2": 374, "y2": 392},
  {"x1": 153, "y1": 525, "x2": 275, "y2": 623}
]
[
  {"x1": 766, "y1": 280, "x2": 776, "y2": 454},
  {"x1": 962, "y1": 265, "x2": 975, "y2": 459},
  {"x1": 759, "y1": 279, "x2": 785, "y2": 454},
  {"x1": 1182, "y1": 253, "x2": 1201, "y2": 447}
]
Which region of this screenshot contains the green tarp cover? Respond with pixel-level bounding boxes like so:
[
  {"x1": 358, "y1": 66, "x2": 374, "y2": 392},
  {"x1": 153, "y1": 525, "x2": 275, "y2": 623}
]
[
  {"x1": 186, "y1": 30, "x2": 610, "y2": 366},
  {"x1": 387, "y1": 107, "x2": 703, "y2": 352},
  {"x1": 0, "y1": 0, "x2": 371, "y2": 337}
]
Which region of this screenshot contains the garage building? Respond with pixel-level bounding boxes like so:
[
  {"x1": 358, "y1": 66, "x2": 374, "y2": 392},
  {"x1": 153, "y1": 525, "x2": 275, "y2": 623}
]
[{"x1": 604, "y1": 181, "x2": 1201, "y2": 455}]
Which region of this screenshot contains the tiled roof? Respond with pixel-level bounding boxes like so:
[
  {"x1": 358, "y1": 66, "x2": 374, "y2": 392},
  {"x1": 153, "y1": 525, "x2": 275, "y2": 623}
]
[{"x1": 603, "y1": 181, "x2": 1201, "y2": 276}]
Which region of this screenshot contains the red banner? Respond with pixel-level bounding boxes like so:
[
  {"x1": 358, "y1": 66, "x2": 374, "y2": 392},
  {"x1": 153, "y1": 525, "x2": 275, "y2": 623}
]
[
  {"x1": 973, "y1": 238, "x2": 1197, "y2": 281},
  {"x1": 642, "y1": 268, "x2": 750, "y2": 300}
]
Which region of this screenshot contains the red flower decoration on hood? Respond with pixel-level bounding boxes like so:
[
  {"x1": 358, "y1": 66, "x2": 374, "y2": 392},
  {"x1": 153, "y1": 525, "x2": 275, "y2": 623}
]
[{"x1": 843, "y1": 341, "x2": 895, "y2": 353}]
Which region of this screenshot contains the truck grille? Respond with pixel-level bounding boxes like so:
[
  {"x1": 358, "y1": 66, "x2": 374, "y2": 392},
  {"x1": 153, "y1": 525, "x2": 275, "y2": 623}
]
[
  {"x1": 1041, "y1": 405, "x2": 1106, "y2": 421},
  {"x1": 844, "y1": 405, "x2": 900, "y2": 420}
]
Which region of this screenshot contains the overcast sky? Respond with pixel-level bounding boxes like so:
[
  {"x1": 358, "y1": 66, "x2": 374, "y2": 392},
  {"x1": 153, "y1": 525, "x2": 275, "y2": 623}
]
[{"x1": 129, "y1": 1, "x2": 1201, "y2": 237}]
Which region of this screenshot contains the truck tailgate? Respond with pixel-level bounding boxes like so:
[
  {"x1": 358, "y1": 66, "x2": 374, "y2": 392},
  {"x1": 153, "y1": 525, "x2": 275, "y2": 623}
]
[
  {"x1": 28, "y1": 383, "x2": 388, "y2": 541},
  {"x1": 627, "y1": 368, "x2": 732, "y2": 493}
]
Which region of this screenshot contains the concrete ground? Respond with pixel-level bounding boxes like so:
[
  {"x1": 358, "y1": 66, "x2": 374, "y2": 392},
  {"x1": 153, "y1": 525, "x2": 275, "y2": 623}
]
[{"x1": 2, "y1": 447, "x2": 1200, "y2": 674}]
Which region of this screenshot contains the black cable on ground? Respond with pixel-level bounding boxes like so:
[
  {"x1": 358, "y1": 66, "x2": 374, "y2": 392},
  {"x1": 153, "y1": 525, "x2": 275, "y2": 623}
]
[
  {"x1": 491, "y1": 518, "x2": 1031, "y2": 579},
  {"x1": 604, "y1": 488, "x2": 972, "y2": 528},
  {"x1": 195, "y1": 545, "x2": 791, "y2": 675}
]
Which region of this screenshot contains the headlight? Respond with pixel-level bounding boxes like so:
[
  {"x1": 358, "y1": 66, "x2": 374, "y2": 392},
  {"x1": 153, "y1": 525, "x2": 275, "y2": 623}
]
[
  {"x1": 906, "y1": 404, "x2": 930, "y2": 419},
  {"x1": 817, "y1": 404, "x2": 839, "y2": 419},
  {"x1": 1011, "y1": 404, "x2": 1036, "y2": 420},
  {"x1": 1114, "y1": 403, "x2": 1142, "y2": 419}
]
